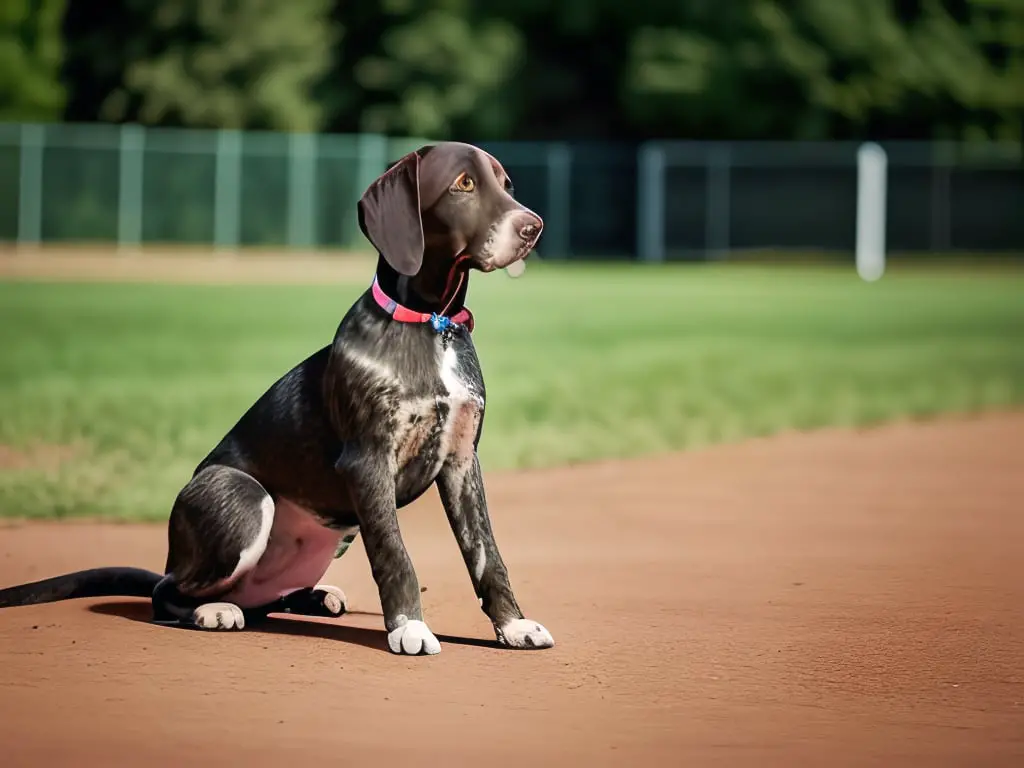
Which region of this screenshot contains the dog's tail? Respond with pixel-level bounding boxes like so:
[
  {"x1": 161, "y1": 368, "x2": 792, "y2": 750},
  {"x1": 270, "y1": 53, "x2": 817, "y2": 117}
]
[{"x1": 0, "y1": 567, "x2": 162, "y2": 608}]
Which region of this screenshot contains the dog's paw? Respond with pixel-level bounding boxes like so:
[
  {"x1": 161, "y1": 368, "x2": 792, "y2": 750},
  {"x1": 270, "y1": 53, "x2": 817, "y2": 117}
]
[
  {"x1": 387, "y1": 617, "x2": 441, "y2": 656},
  {"x1": 312, "y1": 584, "x2": 348, "y2": 616},
  {"x1": 275, "y1": 584, "x2": 348, "y2": 618},
  {"x1": 496, "y1": 618, "x2": 554, "y2": 650},
  {"x1": 192, "y1": 602, "x2": 245, "y2": 631}
]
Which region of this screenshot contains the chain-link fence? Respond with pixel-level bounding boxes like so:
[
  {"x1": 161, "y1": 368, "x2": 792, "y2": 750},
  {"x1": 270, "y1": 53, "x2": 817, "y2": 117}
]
[
  {"x1": 1, "y1": 122, "x2": 1021, "y2": 259},
  {"x1": 639, "y1": 141, "x2": 1024, "y2": 261}
]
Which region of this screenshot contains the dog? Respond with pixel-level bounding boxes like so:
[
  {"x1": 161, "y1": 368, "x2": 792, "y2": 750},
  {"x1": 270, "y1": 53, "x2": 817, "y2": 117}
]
[{"x1": 0, "y1": 142, "x2": 554, "y2": 656}]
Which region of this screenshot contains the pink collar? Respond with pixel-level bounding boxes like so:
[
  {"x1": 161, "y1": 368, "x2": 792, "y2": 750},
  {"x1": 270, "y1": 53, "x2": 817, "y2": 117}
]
[{"x1": 371, "y1": 276, "x2": 475, "y2": 334}]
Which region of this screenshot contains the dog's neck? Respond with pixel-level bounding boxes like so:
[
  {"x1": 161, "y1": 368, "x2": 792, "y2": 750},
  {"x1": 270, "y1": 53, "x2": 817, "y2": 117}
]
[{"x1": 373, "y1": 254, "x2": 469, "y2": 316}]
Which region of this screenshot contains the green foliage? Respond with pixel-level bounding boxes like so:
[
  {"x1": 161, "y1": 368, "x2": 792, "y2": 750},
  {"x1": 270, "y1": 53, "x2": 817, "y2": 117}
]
[
  {"x1": 32, "y1": 1, "x2": 1024, "y2": 141},
  {"x1": 752, "y1": 0, "x2": 1024, "y2": 141},
  {"x1": 71, "y1": 0, "x2": 339, "y2": 131},
  {"x1": 620, "y1": 0, "x2": 1024, "y2": 141},
  {"x1": 0, "y1": 0, "x2": 65, "y2": 121},
  {"x1": 1, "y1": 264, "x2": 1022, "y2": 520},
  {"x1": 621, "y1": 4, "x2": 799, "y2": 139},
  {"x1": 354, "y1": 4, "x2": 524, "y2": 139},
  {"x1": 959, "y1": 0, "x2": 1024, "y2": 141}
]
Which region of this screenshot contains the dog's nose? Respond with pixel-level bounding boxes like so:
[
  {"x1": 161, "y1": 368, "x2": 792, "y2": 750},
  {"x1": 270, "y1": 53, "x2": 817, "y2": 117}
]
[{"x1": 517, "y1": 213, "x2": 543, "y2": 242}]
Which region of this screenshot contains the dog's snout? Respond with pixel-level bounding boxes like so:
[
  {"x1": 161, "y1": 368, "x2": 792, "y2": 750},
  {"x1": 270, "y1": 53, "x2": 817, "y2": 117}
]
[{"x1": 478, "y1": 208, "x2": 544, "y2": 270}]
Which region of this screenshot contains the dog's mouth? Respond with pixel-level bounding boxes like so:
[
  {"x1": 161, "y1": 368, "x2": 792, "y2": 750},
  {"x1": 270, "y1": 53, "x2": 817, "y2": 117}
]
[
  {"x1": 453, "y1": 251, "x2": 476, "y2": 272},
  {"x1": 458, "y1": 250, "x2": 496, "y2": 273},
  {"x1": 471, "y1": 242, "x2": 535, "y2": 273}
]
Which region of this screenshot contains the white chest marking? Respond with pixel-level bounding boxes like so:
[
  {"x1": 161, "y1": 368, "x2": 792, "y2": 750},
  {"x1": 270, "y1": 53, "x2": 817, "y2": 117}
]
[
  {"x1": 439, "y1": 344, "x2": 471, "y2": 399},
  {"x1": 438, "y1": 344, "x2": 484, "y2": 466},
  {"x1": 382, "y1": 341, "x2": 485, "y2": 475}
]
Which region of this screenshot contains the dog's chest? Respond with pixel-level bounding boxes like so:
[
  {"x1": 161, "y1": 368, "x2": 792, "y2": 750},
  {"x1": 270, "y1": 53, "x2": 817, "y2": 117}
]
[{"x1": 395, "y1": 342, "x2": 484, "y2": 475}]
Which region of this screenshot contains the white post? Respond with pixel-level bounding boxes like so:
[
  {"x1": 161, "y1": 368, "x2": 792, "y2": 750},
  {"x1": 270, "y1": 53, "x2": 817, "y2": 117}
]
[
  {"x1": 856, "y1": 142, "x2": 887, "y2": 282},
  {"x1": 17, "y1": 124, "x2": 45, "y2": 249},
  {"x1": 214, "y1": 129, "x2": 242, "y2": 252},
  {"x1": 117, "y1": 123, "x2": 145, "y2": 253},
  {"x1": 636, "y1": 143, "x2": 666, "y2": 263}
]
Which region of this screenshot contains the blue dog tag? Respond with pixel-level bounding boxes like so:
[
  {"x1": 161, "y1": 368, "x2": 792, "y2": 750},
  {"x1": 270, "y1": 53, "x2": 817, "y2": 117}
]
[{"x1": 430, "y1": 313, "x2": 451, "y2": 333}]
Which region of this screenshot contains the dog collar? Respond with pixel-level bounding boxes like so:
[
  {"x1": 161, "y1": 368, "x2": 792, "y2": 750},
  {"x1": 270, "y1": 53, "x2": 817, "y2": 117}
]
[{"x1": 371, "y1": 276, "x2": 474, "y2": 334}]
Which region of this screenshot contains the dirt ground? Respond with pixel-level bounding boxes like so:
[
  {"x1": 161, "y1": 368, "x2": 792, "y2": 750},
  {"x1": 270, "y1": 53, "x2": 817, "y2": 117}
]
[
  {"x1": 0, "y1": 245, "x2": 376, "y2": 284},
  {"x1": 0, "y1": 413, "x2": 1021, "y2": 766}
]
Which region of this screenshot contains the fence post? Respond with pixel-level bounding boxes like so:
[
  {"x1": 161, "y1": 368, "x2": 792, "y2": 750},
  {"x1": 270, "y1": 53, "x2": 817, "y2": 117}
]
[
  {"x1": 343, "y1": 133, "x2": 388, "y2": 250},
  {"x1": 214, "y1": 129, "x2": 242, "y2": 251},
  {"x1": 636, "y1": 142, "x2": 666, "y2": 262},
  {"x1": 117, "y1": 123, "x2": 145, "y2": 253},
  {"x1": 856, "y1": 142, "x2": 888, "y2": 282},
  {"x1": 930, "y1": 141, "x2": 953, "y2": 252},
  {"x1": 287, "y1": 131, "x2": 318, "y2": 250},
  {"x1": 706, "y1": 144, "x2": 732, "y2": 260},
  {"x1": 17, "y1": 124, "x2": 44, "y2": 248},
  {"x1": 544, "y1": 142, "x2": 572, "y2": 259}
]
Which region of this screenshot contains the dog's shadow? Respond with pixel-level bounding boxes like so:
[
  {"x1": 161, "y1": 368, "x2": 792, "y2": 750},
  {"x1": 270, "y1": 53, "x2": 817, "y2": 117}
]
[{"x1": 88, "y1": 600, "x2": 502, "y2": 654}]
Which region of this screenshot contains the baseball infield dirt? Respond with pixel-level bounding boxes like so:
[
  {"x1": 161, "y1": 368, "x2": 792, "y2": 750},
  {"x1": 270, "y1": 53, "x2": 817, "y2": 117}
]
[
  {"x1": 1, "y1": 412, "x2": 1022, "y2": 767},
  {"x1": 0, "y1": 246, "x2": 377, "y2": 284}
]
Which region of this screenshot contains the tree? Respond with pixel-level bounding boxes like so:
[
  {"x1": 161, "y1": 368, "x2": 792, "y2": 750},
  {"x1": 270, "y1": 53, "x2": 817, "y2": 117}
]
[
  {"x1": 0, "y1": 0, "x2": 66, "y2": 122},
  {"x1": 751, "y1": 0, "x2": 1024, "y2": 141},
  {"x1": 620, "y1": 3, "x2": 803, "y2": 139},
  {"x1": 349, "y1": 0, "x2": 524, "y2": 139},
  {"x1": 956, "y1": 0, "x2": 1024, "y2": 142},
  {"x1": 617, "y1": 0, "x2": 1024, "y2": 142},
  {"x1": 58, "y1": 0, "x2": 1023, "y2": 143},
  {"x1": 64, "y1": 0, "x2": 338, "y2": 131}
]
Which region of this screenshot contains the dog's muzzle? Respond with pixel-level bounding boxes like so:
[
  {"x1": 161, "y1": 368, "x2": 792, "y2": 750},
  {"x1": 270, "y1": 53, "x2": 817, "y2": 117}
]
[{"x1": 479, "y1": 210, "x2": 544, "y2": 271}]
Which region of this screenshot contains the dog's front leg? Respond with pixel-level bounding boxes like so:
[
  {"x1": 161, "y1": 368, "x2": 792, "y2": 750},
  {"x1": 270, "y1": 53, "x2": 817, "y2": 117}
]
[
  {"x1": 338, "y1": 450, "x2": 440, "y2": 656},
  {"x1": 436, "y1": 453, "x2": 554, "y2": 650}
]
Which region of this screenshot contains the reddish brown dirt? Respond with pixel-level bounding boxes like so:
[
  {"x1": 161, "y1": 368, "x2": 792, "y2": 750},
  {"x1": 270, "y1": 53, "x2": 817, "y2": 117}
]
[
  {"x1": 0, "y1": 246, "x2": 375, "y2": 284},
  {"x1": 1, "y1": 413, "x2": 1023, "y2": 767}
]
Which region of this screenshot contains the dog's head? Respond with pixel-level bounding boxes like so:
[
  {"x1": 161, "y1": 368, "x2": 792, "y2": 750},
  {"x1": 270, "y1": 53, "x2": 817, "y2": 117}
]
[{"x1": 357, "y1": 142, "x2": 543, "y2": 277}]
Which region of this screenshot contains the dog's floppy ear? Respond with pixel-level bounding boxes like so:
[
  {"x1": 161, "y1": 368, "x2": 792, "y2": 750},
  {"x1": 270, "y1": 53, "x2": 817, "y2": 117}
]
[{"x1": 357, "y1": 151, "x2": 424, "y2": 276}]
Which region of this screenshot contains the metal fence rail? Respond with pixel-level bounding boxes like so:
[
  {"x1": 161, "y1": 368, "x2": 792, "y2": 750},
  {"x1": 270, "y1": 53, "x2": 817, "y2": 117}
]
[
  {"x1": 1, "y1": 122, "x2": 1021, "y2": 259},
  {"x1": 639, "y1": 141, "x2": 1024, "y2": 261}
]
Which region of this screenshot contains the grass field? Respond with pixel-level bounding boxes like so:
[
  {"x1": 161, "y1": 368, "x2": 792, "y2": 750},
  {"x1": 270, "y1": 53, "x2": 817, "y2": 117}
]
[{"x1": 1, "y1": 260, "x2": 1022, "y2": 521}]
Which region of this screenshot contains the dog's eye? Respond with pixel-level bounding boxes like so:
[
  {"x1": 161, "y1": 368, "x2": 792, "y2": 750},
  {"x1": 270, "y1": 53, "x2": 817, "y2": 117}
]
[
  {"x1": 454, "y1": 173, "x2": 475, "y2": 193},
  {"x1": 504, "y1": 179, "x2": 515, "y2": 197}
]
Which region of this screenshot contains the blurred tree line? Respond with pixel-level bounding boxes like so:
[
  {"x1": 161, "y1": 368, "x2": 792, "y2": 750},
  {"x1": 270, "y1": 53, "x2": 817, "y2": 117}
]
[{"x1": 1, "y1": 0, "x2": 1021, "y2": 143}]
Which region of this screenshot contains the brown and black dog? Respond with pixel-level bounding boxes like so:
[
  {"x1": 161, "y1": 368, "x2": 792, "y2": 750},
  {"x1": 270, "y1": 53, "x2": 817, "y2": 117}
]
[{"x1": 0, "y1": 142, "x2": 555, "y2": 656}]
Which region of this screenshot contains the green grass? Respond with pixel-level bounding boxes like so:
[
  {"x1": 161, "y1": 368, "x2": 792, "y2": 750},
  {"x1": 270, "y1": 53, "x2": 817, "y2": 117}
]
[{"x1": 1, "y1": 262, "x2": 1022, "y2": 521}]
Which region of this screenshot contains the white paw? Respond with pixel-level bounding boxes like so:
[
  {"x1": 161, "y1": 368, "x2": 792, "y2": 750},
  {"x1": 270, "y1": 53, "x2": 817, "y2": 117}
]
[
  {"x1": 192, "y1": 602, "x2": 245, "y2": 631},
  {"x1": 387, "y1": 617, "x2": 441, "y2": 656},
  {"x1": 496, "y1": 618, "x2": 554, "y2": 649},
  {"x1": 313, "y1": 584, "x2": 348, "y2": 616}
]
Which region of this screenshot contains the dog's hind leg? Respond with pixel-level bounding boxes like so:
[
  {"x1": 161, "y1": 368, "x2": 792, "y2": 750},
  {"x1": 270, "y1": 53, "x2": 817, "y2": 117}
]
[
  {"x1": 152, "y1": 464, "x2": 275, "y2": 632},
  {"x1": 258, "y1": 582, "x2": 349, "y2": 619},
  {"x1": 237, "y1": 529, "x2": 357, "y2": 622}
]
